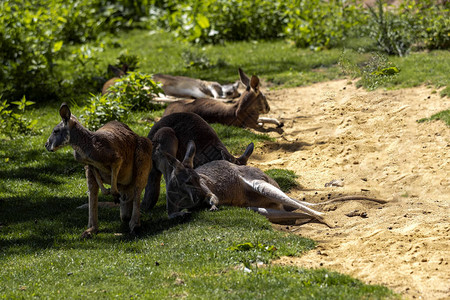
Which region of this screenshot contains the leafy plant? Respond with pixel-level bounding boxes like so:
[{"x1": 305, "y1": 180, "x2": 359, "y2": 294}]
[
  {"x1": 284, "y1": 0, "x2": 366, "y2": 50},
  {"x1": 339, "y1": 51, "x2": 400, "y2": 91},
  {"x1": 108, "y1": 72, "x2": 165, "y2": 111},
  {"x1": 165, "y1": 0, "x2": 288, "y2": 44},
  {"x1": 366, "y1": 0, "x2": 414, "y2": 57},
  {"x1": 80, "y1": 94, "x2": 130, "y2": 131},
  {"x1": 0, "y1": 96, "x2": 37, "y2": 138}
]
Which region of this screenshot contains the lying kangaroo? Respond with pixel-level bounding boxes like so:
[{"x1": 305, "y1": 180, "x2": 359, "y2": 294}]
[
  {"x1": 141, "y1": 112, "x2": 254, "y2": 215},
  {"x1": 153, "y1": 74, "x2": 241, "y2": 99},
  {"x1": 162, "y1": 68, "x2": 283, "y2": 129},
  {"x1": 154, "y1": 140, "x2": 387, "y2": 225},
  {"x1": 45, "y1": 103, "x2": 152, "y2": 237}
]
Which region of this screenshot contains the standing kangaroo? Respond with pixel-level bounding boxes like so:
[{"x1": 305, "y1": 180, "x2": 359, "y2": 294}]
[
  {"x1": 45, "y1": 103, "x2": 152, "y2": 237},
  {"x1": 141, "y1": 112, "x2": 254, "y2": 215},
  {"x1": 154, "y1": 140, "x2": 387, "y2": 225},
  {"x1": 162, "y1": 68, "x2": 283, "y2": 129}
]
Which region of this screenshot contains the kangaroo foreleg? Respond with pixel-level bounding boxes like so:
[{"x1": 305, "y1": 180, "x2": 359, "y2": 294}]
[
  {"x1": 92, "y1": 167, "x2": 110, "y2": 195},
  {"x1": 239, "y1": 176, "x2": 324, "y2": 220},
  {"x1": 110, "y1": 158, "x2": 123, "y2": 195},
  {"x1": 257, "y1": 117, "x2": 284, "y2": 128}
]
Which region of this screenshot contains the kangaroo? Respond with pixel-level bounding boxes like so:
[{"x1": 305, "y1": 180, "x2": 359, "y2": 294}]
[
  {"x1": 101, "y1": 64, "x2": 128, "y2": 95},
  {"x1": 154, "y1": 140, "x2": 388, "y2": 225},
  {"x1": 141, "y1": 112, "x2": 254, "y2": 215},
  {"x1": 162, "y1": 68, "x2": 283, "y2": 129},
  {"x1": 153, "y1": 73, "x2": 241, "y2": 100},
  {"x1": 45, "y1": 103, "x2": 152, "y2": 237}
]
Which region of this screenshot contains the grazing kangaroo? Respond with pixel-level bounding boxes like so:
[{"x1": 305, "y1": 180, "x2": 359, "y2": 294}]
[
  {"x1": 153, "y1": 73, "x2": 241, "y2": 99},
  {"x1": 154, "y1": 140, "x2": 388, "y2": 225},
  {"x1": 101, "y1": 64, "x2": 128, "y2": 95},
  {"x1": 162, "y1": 68, "x2": 283, "y2": 129},
  {"x1": 141, "y1": 112, "x2": 254, "y2": 215},
  {"x1": 45, "y1": 103, "x2": 152, "y2": 237}
]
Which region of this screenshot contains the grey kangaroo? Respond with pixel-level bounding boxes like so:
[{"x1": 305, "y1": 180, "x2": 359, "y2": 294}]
[
  {"x1": 162, "y1": 68, "x2": 283, "y2": 129},
  {"x1": 154, "y1": 140, "x2": 388, "y2": 225},
  {"x1": 141, "y1": 112, "x2": 254, "y2": 216},
  {"x1": 153, "y1": 74, "x2": 241, "y2": 99},
  {"x1": 45, "y1": 103, "x2": 152, "y2": 237}
]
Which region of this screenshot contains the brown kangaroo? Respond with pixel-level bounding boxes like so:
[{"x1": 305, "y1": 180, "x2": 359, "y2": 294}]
[
  {"x1": 45, "y1": 103, "x2": 152, "y2": 237},
  {"x1": 141, "y1": 112, "x2": 254, "y2": 216},
  {"x1": 153, "y1": 140, "x2": 388, "y2": 225},
  {"x1": 162, "y1": 68, "x2": 283, "y2": 129},
  {"x1": 101, "y1": 64, "x2": 128, "y2": 95}
]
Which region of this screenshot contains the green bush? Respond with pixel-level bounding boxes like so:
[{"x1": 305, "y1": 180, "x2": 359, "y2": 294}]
[
  {"x1": 80, "y1": 94, "x2": 130, "y2": 131},
  {"x1": 366, "y1": 0, "x2": 449, "y2": 56},
  {"x1": 165, "y1": 0, "x2": 288, "y2": 44},
  {"x1": 0, "y1": 96, "x2": 37, "y2": 139},
  {"x1": 284, "y1": 0, "x2": 366, "y2": 51},
  {"x1": 108, "y1": 72, "x2": 165, "y2": 111}
]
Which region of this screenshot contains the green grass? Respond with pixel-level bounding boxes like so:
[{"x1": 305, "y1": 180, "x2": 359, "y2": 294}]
[
  {"x1": 0, "y1": 105, "x2": 395, "y2": 298},
  {"x1": 264, "y1": 169, "x2": 300, "y2": 193},
  {"x1": 417, "y1": 109, "x2": 450, "y2": 126}
]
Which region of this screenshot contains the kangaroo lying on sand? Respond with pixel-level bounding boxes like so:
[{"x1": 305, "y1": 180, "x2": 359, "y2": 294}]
[
  {"x1": 153, "y1": 74, "x2": 241, "y2": 99},
  {"x1": 162, "y1": 68, "x2": 283, "y2": 129},
  {"x1": 154, "y1": 140, "x2": 387, "y2": 225},
  {"x1": 141, "y1": 112, "x2": 254, "y2": 215},
  {"x1": 45, "y1": 103, "x2": 152, "y2": 237}
]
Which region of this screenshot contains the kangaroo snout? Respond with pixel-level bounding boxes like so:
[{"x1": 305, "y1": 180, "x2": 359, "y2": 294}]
[{"x1": 44, "y1": 141, "x2": 53, "y2": 152}]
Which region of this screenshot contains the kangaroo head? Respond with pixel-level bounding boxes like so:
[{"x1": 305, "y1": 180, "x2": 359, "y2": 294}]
[
  {"x1": 221, "y1": 81, "x2": 241, "y2": 99},
  {"x1": 107, "y1": 64, "x2": 128, "y2": 78},
  {"x1": 45, "y1": 103, "x2": 76, "y2": 152},
  {"x1": 156, "y1": 141, "x2": 209, "y2": 215},
  {"x1": 238, "y1": 68, "x2": 270, "y2": 115}
]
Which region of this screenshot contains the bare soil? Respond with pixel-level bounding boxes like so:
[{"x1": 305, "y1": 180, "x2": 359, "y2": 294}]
[{"x1": 251, "y1": 80, "x2": 449, "y2": 299}]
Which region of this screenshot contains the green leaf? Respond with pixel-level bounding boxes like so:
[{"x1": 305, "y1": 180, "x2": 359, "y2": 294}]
[
  {"x1": 196, "y1": 14, "x2": 210, "y2": 29},
  {"x1": 53, "y1": 41, "x2": 63, "y2": 53}
]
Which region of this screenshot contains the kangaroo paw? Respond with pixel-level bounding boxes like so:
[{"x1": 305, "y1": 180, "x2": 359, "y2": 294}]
[{"x1": 81, "y1": 227, "x2": 98, "y2": 239}]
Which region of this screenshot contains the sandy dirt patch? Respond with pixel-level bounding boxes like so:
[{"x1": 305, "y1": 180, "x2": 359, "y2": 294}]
[{"x1": 251, "y1": 80, "x2": 449, "y2": 299}]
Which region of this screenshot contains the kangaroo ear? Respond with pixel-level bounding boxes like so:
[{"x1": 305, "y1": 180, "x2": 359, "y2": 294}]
[
  {"x1": 233, "y1": 81, "x2": 240, "y2": 89},
  {"x1": 182, "y1": 140, "x2": 196, "y2": 169},
  {"x1": 250, "y1": 75, "x2": 260, "y2": 92},
  {"x1": 238, "y1": 68, "x2": 250, "y2": 89},
  {"x1": 59, "y1": 103, "x2": 71, "y2": 124},
  {"x1": 236, "y1": 142, "x2": 254, "y2": 165},
  {"x1": 162, "y1": 150, "x2": 184, "y2": 171}
]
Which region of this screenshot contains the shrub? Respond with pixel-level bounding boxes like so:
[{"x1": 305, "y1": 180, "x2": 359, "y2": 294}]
[
  {"x1": 339, "y1": 51, "x2": 400, "y2": 91},
  {"x1": 366, "y1": 0, "x2": 449, "y2": 56},
  {"x1": 80, "y1": 94, "x2": 130, "y2": 131},
  {"x1": 165, "y1": 0, "x2": 288, "y2": 44},
  {"x1": 108, "y1": 72, "x2": 165, "y2": 111},
  {"x1": 284, "y1": 0, "x2": 366, "y2": 50},
  {"x1": 0, "y1": 96, "x2": 37, "y2": 139}
]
